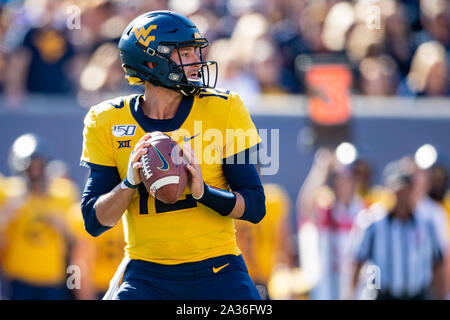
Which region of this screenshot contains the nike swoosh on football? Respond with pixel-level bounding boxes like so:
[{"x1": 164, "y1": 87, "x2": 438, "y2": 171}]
[
  {"x1": 183, "y1": 133, "x2": 200, "y2": 142},
  {"x1": 153, "y1": 145, "x2": 169, "y2": 171},
  {"x1": 212, "y1": 263, "x2": 230, "y2": 274}
]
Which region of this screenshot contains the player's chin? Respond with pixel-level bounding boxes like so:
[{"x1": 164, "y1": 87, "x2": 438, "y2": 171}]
[{"x1": 187, "y1": 78, "x2": 201, "y2": 84}]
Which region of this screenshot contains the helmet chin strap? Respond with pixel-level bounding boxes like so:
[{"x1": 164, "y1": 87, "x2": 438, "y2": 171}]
[{"x1": 179, "y1": 87, "x2": 200, "y2": 96}]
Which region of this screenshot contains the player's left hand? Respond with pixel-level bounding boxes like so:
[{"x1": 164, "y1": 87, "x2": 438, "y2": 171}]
[{"x1": 182, "y1": 143, "x2": 204, "y2": 199}]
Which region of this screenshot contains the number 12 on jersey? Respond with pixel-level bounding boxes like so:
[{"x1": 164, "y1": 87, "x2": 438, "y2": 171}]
[{"x1": 138, "y1": 184, "x2": 197, "y2": 214}]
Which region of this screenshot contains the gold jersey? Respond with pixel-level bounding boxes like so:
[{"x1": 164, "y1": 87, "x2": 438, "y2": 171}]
[
  {"x1": 70, "y1": 203, "x2": 125, "y2": 292},
  {"x1": 81, "y1": 89, "x2": 261, "y2": 264},
  {"x1": 1, "y1": 178, "x2": 76, "y2": 285},
  {"x1": 236, "y1": 183, "x2": 290, "y2": 284}
]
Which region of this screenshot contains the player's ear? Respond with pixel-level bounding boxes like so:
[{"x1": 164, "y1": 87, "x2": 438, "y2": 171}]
[{"x1": 147, "y1": 62, "x2": 157, "y2": 69}]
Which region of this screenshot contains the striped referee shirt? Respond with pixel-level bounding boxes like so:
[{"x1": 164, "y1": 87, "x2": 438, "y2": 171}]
[{"x1": 355, "y1": 209, "x2": 443, "y2": 298}]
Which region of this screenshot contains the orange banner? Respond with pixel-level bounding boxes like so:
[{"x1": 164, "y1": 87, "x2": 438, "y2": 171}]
[{"x1": 306, "y1": 64, "x2": 352, "y2": 125}]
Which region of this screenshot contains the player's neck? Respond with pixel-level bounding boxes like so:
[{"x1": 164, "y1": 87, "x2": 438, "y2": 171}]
[
  {"x1": 391, "y1": 204, "x2": 413, "y2": 221},
  {"x1": 141, "y1": 83, "x2": 183, "y2": 119},
  {"x1": 27, "y1": 180, "x2": 47, "y2": 196}
]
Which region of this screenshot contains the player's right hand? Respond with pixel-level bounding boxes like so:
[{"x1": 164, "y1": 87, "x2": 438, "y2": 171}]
[{"x1": 125, "y1": 132, "x2": 156, "y2": 186}]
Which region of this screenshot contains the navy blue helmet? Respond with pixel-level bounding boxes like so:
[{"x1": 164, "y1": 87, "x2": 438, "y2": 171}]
[{"x1": 118, "y1": 10, "x2": 217, "y2": 95}]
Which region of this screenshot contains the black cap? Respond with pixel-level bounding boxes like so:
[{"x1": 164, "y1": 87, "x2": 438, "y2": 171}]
[{"x1": 383, "y1": 157, "x2": 415, "y2": 191}]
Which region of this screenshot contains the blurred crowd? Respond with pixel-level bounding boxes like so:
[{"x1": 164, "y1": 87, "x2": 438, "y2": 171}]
[
  {"x1": 0, "y1": 0, "x2": 449, "y2": 109},
  {"x1": 0, "y1": 133, "x2": 125, "y2": 299},
  {"x1": 294, "y1": 143, "x2": 450, "y2": 300}
]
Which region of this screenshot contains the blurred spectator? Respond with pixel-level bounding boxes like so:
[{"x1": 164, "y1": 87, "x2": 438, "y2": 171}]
[
  {"x1": 69, "y1": 0, "x2": 118, "y2": 52},
  {"x1": 350, "y1": 157, "x2": 445, "y2": 300},
  {"x1": 351, "y1": 157, "x2": 397, "y2": 211},
  {"x1": 250, "y1": 38, "x2": 293, "y2": 95},
  {"x1": 0, "y1": 172, "x2": 27, "y2": 299},
  {"x1": 3, "y1": 0, "x2": 77, "y2": 107},
  {"x1": 296, "y1": 147, "x2": 365, "y2": 299},
  {"x1": 399, "y1": 41, "x2": 449, "y2": 96},
  {"x1": 230, "y1": 12, "x2": 269, "y2": 65},
  {"x1": 352, "y1": 158, "x2": 374, "y2": 205},
  {"x1": 384, "y1": 2, "x2": 414, "y2": 77},
  {"x1": 296, "y1": 1, "x2": 328, "y2": 54},
  {"x1": 235, "y1": 183, "x2": 293, "y2": 299},
  {"x1": 0, "y1": 133, "x2": 80, "y2": 299},
  {"x1": 413, "y1": 147, "x2": 450, "y2": 298},
  {"x1": 413, "y1": 162, "x2": 448, "y2": 250},
  {"x1": 189, "y1": 8, "x2": 230, "y2": 43},
  {"x1": 207, "y1": 37, "x2": 260, "y2": 107},
  {"x1": 66, "y1": 0, "x2": 124, "y2": 89},
  {"x1": 416, "y1": 0, "x2": 449, "y2": 50},
  {"x1": 69, "y1": 203, "x2": 125, "y2": 300},
  {"x1": 321, "y1": 1, "x2": 355, "y2": 54},
  {"x1": 345, "y1": 22, "x2": 384, "y2": 64},
  {"x1": 77, "y1": 41, "x2": 127, "y2": 108},
  {"x1": 429, "y1": 164, "x2": 450, "y2": 299},
  {"x1": 428, "y1": 163, "x2": 449, "y2": 207},
  {"x1": 358, "y1": 54, "x2": 400, "y2": 96},
  {"x1": 0, "y1": 5, "x2": 8, "y2": 93}
]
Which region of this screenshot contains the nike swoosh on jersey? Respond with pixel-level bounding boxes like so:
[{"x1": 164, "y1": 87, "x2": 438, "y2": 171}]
[
  {"x1": 212, "y1": 263, "x2": 230, "y2": 274},
  {"x1": 183, "y1": 133, "x2": 200, "y2": 142}
]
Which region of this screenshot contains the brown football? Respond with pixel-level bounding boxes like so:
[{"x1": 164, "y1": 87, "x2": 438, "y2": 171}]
[{"x1": 139, "y1": 132, "x2": 188, "y2": 204}]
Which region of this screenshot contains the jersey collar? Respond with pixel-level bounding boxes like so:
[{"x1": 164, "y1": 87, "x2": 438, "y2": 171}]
[{"x1": 130, "y1": 94, "x2": 194, "y2": 132}]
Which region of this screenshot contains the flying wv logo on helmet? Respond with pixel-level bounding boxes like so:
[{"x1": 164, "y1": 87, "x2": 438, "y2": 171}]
[
  {"x1": 133, "y1": 25, "x2": 157, "y2": 47},
  {"x1": 118, "y1": 11, "x2": 218, "y2": 96}
]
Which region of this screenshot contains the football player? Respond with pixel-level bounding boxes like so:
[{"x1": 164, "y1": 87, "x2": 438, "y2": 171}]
[
  {"x1": 69, "y1": 203, "x2": 125, "y2": 299},
  {"x1": 80, "y1": 10, "x2": 266, "y2": 300},
  {"x1": 0, "y1": 134, "x2": 76, "y2": 300},
  {"x1": 235, "y1": 183, "x2": 293, "y2": 299}
]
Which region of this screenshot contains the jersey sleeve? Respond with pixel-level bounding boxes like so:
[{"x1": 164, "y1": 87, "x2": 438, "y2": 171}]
[
  {"x1": 223, "y1": 93, "x2": 262, "y2": 159},
  {"x1": 80, "y1": 106, "x2": 116, "y2": 168}
]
